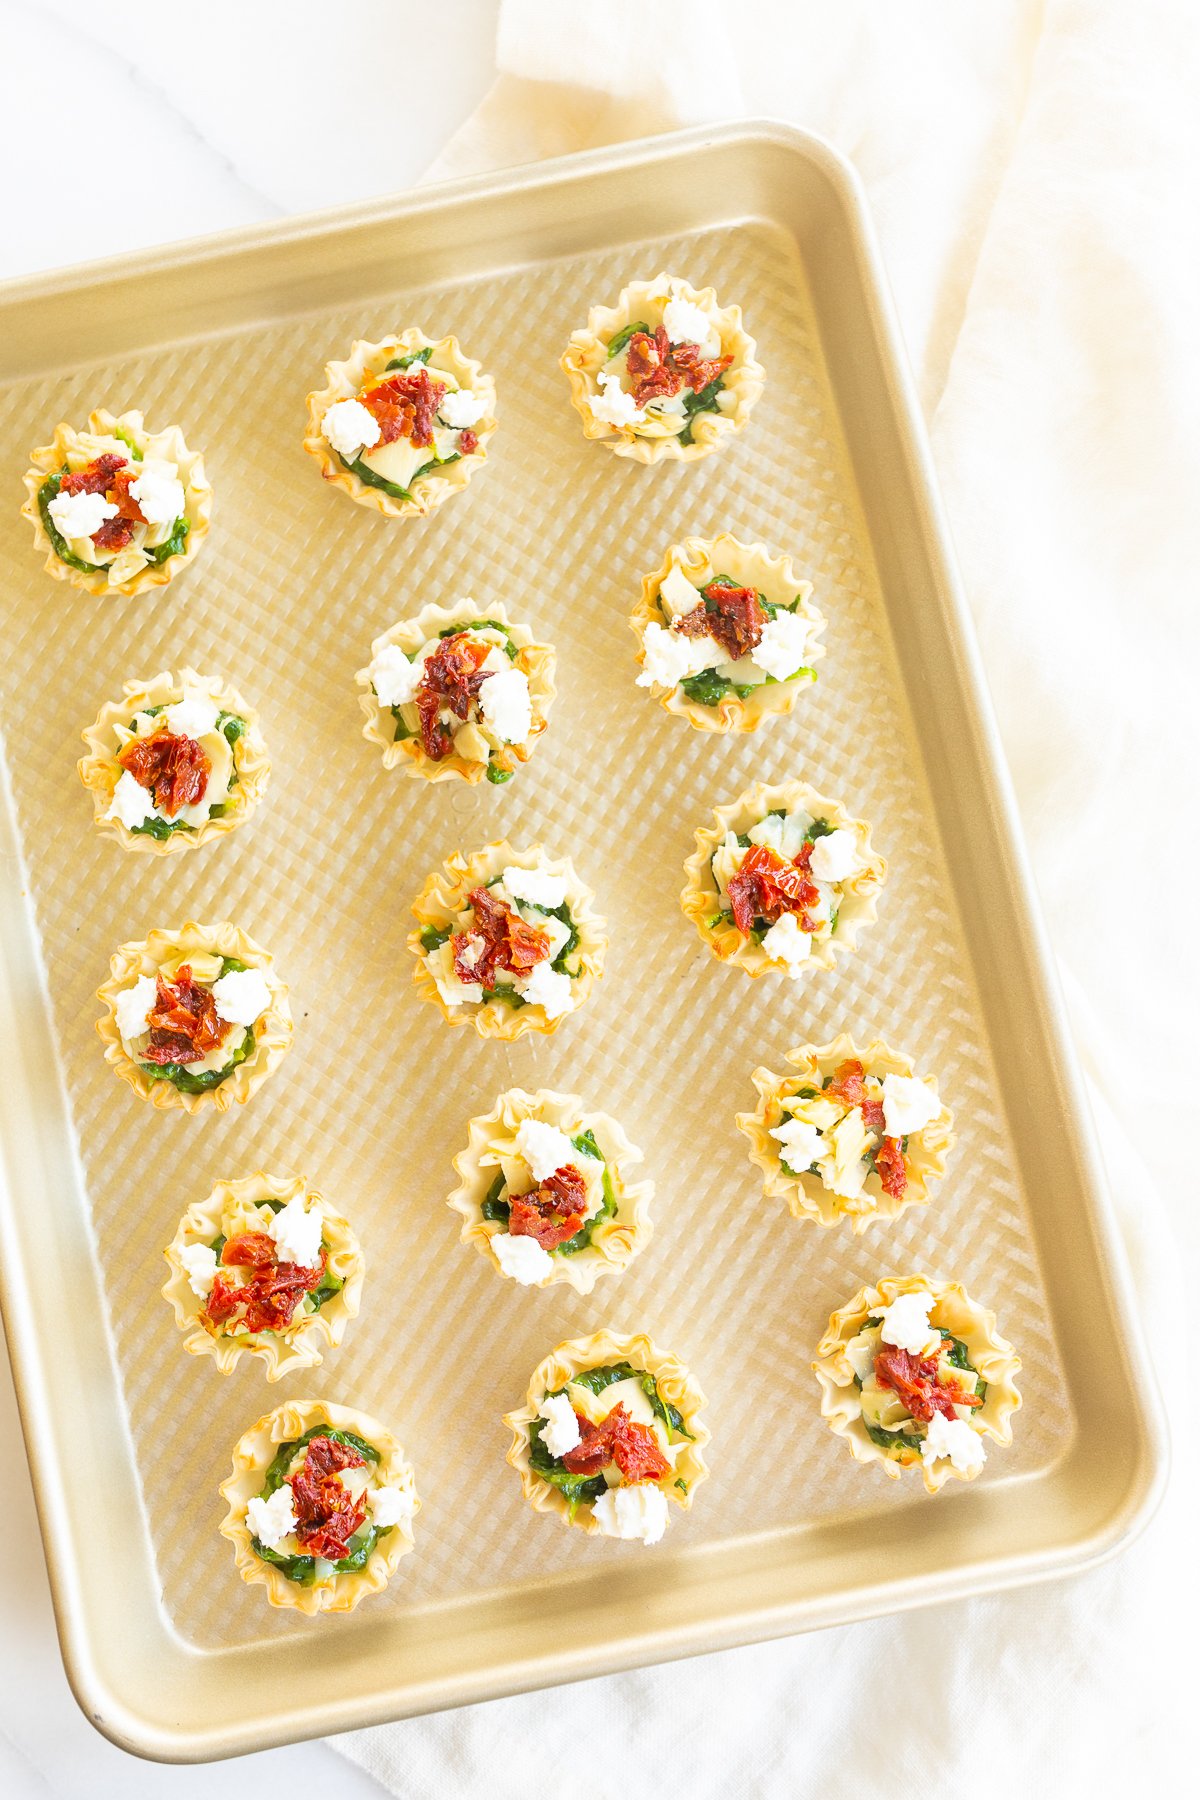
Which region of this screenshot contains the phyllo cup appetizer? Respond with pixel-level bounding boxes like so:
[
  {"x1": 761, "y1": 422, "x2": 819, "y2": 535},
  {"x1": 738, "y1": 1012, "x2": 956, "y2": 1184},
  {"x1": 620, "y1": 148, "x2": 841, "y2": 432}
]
[
  {"x1": 219, "y1": 1399, "x2": 419, "y2": 1615},
  {"x1": 163, "y1": 1173, "x2": 363, "y2": 1380},
  {"x1": 562, "y1": 273, "x2": 763, "y2": 463},
  {"x1": 357, "y1": 599, "x2": 555, "y2": 785},
  {"x1": 448, "y1": 1088, "x2": 652, "y2": 1293},
  {"x1": 304, "y1": 330, "x2": 496, "y2": 517},
  {"x1": 505, "y1": 1330, "x2": 709, "y2": 1544},
  {"x1": 21, "y1": 407, "x2": 210, "y2": 596},
  {"x1": 410, "y1": 842, "x2": 606, "y2": 1039},
  {"x1": 96, "y1": 921, "x2": 292, "y2": 1113},
  {"x1": 737, "y1": 1036, "x2": 954, "y2": 1231},
  {"x1": 633, "y1": 534, "x2": 825, "y2": 731},
  {"x1": 78, "y1": 668, "x2": 269, "y2": 852},
  {"x1": 813, "y1": 1276, "x2": 1022, "y2": 1494},
  {"x1": 682, "y1": 779, "x2": 886, "y2": 978}
]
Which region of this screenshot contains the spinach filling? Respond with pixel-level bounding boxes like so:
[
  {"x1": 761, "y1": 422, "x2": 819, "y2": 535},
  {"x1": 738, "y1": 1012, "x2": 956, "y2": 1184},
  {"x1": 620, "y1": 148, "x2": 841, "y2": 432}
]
[
  {"x1": 708, "y1": 811, "x2": 836, "y2": 937},
  {"x1": 124, "y1": 709, "x2": 247, "y2": 840},
  {"x1": 675, "y1": 577, "x2": 814, "y2": 709},
  {"x1": 856, "y1": 1324, "x2": 987, "y2": 1455},
  {"x1": 135, "y1": 955, "x2": 258, "y2": 1094},
  {"x1": 480, "y1": 1128, "x2": 618, "y2": 1255},
  {"x1": 529, "y1": 1363, "x2": 691, "y2": 1517},
  {"x1": 37, "y1": 466, "x2": 189, "y2": 575},
  {"x1": 389, "y1": 622, "x2": 520, "y2": 782},
  {"x1": 677, "y1": 374, "x2": 726, "y2": 446},
  {"x1": 207, "y1": 1198, "x2": 343, "y2": 1324},
  {"x1": 249, "y1": 1425, "x2": 391, "y2": 1585}
]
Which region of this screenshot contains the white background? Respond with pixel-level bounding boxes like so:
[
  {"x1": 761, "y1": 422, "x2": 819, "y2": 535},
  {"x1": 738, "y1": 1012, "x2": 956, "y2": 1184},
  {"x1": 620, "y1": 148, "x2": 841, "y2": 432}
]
[{"x1": 2, "y1": 3, "x2": 1197, "y2": 1796}]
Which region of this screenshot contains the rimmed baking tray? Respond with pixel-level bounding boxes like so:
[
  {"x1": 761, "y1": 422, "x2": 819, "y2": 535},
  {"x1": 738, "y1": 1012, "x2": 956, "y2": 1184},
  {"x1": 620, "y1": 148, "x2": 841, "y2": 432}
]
[{"x1": 0, "y1": 121, "x2": 1167, "y2": 1761}]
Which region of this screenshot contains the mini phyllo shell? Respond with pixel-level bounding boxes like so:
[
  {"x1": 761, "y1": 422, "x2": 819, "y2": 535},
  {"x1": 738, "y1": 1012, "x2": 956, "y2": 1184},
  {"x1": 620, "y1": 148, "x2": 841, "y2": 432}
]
[
  {"x1": 219, "y1": 1398, "x2": 419, "y2": 1615},
  {"x1": 163, "y1": 1173, "x2": 364, "y2": 1381},
  {"x1": 562, "y1": 273, "x2": 763, "y2": 463},
  {"x1": 632, "y1": 535, "x2": 825, "y2": 731},
  {"x1": 505, "y1": 1329, "x2": 709, "y2": 1543},
  {"x1": 304, "y1": 330, "x2": 495, "y2": 518},
  {"x1": 409, "y1": 841, "x2": 606, "y2": 1040},
  {"x1": 78, "y1": 667, "x2": 269, "y2": 853},
  {"x1": 96, "y1": 921, "x2": 292, "y2": 1113},
  {"x1": 813, "y1": 1275, "x2": 1022, "y2": 1495},
  {"x1": 21, "y1": 407, "x2": 210, "y2": 597},
  {"x1": 682, "y1": 779, "x2": 886, "y2": 979},
  {"x1": 737, "y1": 1036, "x2": 954, "y2": 1232},
  {"x1": 357, "y1": 599, "x2": 555, "y2": 784},
  {"x1": 449, "y1": 1088, "x2": 652, "y2": 1294}
]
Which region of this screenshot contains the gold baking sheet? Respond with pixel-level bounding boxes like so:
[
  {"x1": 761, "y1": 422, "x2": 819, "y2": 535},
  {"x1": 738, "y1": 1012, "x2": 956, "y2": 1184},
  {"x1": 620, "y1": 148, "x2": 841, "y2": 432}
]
[{"x1": 0, "y1": 124, "x2": 1165, "y2": 1760}]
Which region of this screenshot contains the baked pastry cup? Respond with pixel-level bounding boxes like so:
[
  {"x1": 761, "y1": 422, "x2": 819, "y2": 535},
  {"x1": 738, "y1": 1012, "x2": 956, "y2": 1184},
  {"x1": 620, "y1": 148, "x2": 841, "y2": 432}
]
[
  {"x1": 682, "y1": 779, "x2": 886, "y2": 979},
  {"x1": 737, "y1": 1035, "x2": 954, "y2": 1232},
  {"x1": 561, "y1": 272, "x2": 764, "y2": 463},
  {"x1": 218, "y1": 1398, "x2": 419, "y2": 1615},
  {"x1": 409, "y1": 841, "x2": 606, "y2": 1039},
  {"x1": 356, "y1": 599, "x2": 555, "y2": 784},
  {"x1": 632, "y1": 535, "x2": 825, "y2": 732},
  {"x1": 96, "y1": 920, "x2": 292, "y2": 1114},
  {"x1": 78, "y1": 667, "x2": 269, "y2": 854},
  {"x1": 21, "y1": 407, "x2": 210, "y2": 597},
  {"x1": 813, "y1": 1275, "x2": 1022, "y2": 1494},
  {"x1": 504, "y1": 1329, "x2": 709, "y2": 1542},
  {"x1": 162, "y1": 1172, "x2": 364, "y2": 1380},
  {"x1": 303, "y1": 330, "x2": 496, "y2": 518},
  {"x1": 448, "y1": 1088, "x2": 652, "y2": 1293}
]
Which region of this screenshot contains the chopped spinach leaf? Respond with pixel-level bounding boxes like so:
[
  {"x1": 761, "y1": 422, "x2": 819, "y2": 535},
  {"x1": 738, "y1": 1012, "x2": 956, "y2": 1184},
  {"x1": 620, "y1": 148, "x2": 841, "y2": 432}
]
[
  {"x1": 385, "y1": 346, "x2": 432, "y2": 369},
  {"x1": 605, "y1": 321, "x2": 650, "y2": 360},
  {"x1": 677, "y1": 375, "x2": 725, "y2": 445},
  {"x1": 419, "y1": 924, "x2": 452, "y2": 955},
  {"x1": 486, "y1": 763, "x2": 513, "y2": 784}
]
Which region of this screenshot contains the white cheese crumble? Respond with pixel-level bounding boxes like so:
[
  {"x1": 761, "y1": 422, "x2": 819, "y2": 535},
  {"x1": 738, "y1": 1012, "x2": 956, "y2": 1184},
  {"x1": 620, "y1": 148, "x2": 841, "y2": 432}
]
[
  {"x1": 881, "y1": 1074, "x2": 942, "y2": 1138},
  {"x1": 760, "y1": 911, "x2": 813, "y2": 972},
  {"x1": 662, "y1": 297, "x2": 715, "y2": 347},
  {"x1": 439, "y1": 387, "x2": 488, "y2": 428},
  {"x1": 591, "y1": 1482, "x2": 669, "y2": 1545},
  {"x1": 478, "y1": 666, "x2": 532, "y2": 743},
  {"x1": 369, "y1": 643, "x2": 423, "y2": 708},
  {"x1": 246, "y1": 1485, "x2": 299, "y2": 1551},
  {"x1": 921, "y1": 1409, "x2": 986, "y2": 1474},
  {"x1": 323, "y1": 397, "x2": 382, "y2": 459},
  {"x1": 513, "y1": 1117, "x2": 578, "y2": 1182},
  {"x1": 211, "y1": 967, "x2": 271, "y2": 1027},
  {"x1": 878, "y1": 1291, "x2": 941, "y2": 1357},
  {"x1": 636, "y1": 620, "x2": 720, "y2": 689},
  {"x1": 367, "y1": 1484, "x2": 415, "y2": 1529},
  {"x1": 516, "y1": 961, "x2": 573, "y2": 1018},
  {"x1": 770, "y1": 1114, "x2": 823, "y2": 1173},
  {"x1": 491, "y1": 1231, "x2": 554, "y2": 1284},
  {"x1": 753, "y1": 610, "x2": 812, "y2": 680},
  {"x1": 827, "y1": 1157, "x2": 869, "y2": 1201},
  {"x1": 267, "y1": 1195, "x2": 323, "y2": 1268},
  {"x1": 105, "y1": 768, "x2": 155, "y2": 830},
  {"x1": 587, "y1": 368, "x2": 645, "y2": 427},
  {"x1": 502, "y1": 865, "x2": 567, "y2": 909},
  {"x1": 164, "y1": 693, "x2": 220, "y2": 740},
  {"x1": 659, "y1": 564, "x2": 705, "y2": 619},
  {"x1": 538, "y1": 1392, "x2": 582, "y2": 1459},
  {"x1": 809, "y1": 828, "x2": 862, "y2": 883},
  {"x1": 48, "y1": 488, "x2": 118, "y2": 539},
  {"x1": 114, "y1": 973, "x2": 158, "y2": 1041},
  {"x1": 129, "y1": 461, "x2": 185, "y2": 526},
  {"x1": 179, "y1": 1241, "x2": 218, "y2": 1299}
]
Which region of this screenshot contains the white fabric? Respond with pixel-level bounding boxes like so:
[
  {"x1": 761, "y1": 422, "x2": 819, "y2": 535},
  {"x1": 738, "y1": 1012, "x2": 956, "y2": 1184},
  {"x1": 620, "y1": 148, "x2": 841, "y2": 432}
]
[{"x1": 334, "y1": 2, "x2": 1200, "y2": 1795}]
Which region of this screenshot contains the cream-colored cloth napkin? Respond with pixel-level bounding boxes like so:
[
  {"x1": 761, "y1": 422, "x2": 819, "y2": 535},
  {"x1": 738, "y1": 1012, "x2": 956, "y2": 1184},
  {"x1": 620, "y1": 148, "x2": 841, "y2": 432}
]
[{"x1": 336, "y1": 3, "x2": 1199, "y2": 1793}]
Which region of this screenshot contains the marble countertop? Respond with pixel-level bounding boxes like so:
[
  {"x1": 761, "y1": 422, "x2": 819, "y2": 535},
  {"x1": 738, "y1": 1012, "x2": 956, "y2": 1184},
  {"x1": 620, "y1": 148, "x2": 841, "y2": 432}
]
[{"x1": 1, "y1": 3, "x2": 498, "y2": 1795}]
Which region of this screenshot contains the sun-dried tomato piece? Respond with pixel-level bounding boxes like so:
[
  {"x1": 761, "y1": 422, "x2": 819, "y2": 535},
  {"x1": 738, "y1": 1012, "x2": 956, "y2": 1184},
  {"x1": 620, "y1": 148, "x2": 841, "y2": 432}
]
[
  {"x1": 118, "y1": 727, "x2": 211, "y2": 816},
  {"x1": 288, "y1": 1434, "x2": 368, "y2": 1560},
  {"x1": 359, "y1": 367, "x2": 446, "y2": 448},
  {"x1": 203, "y1": 1239, "x2": 326, "y2": 1335},
  {"x1": 205, "y1": 1273, "x2": 240, "y2": 1326},
  {"x1": 414, "y1": 632, "x2": 493, "y2": 759},
  {"x1": 453, "y1": 885, "x2": 550, "y2": 989},
  {"x1": 508, "y1": 1163, "x2": 588, "y2": 1250},
  {"x1": 874, "y1": 1136, "x2": 907, "y2": 1198},
  {"x1": 674, "y1": 581, "x2": 765, "y2": 661},
  {"x1": 61, "y1": 455, "x2": 147, "y2": 550},
  {"x1": 726, "y1": 843, "x2": 821, "y2": 936},
  {"x1": 560, "y1": 1402, "x2": 670, "y2": 1483},
  {"x1": 220, "y1": 1232, "x2": 276, "y2": 1268},
  {"x1": 458, "y1": 428, "x2": 479, "y2": 456},
  {"x1": 626, "y1": 325, "x2": 685, "y2": 406},
  {"x1": 824, "y1": 1058, "x2": 866, "y2": 1108},
  {"x1": 140, "y1": 965, "x2": 230, "y2": 1065},
  {"x1": 670, "y1": 338, "x2": 733, "y2": 394},
  {"x1": 60, "y1": 453, "x2": 126, "y2": 498},
  {"x1": 874, "y1": 1344, "x2": 982, "y2": 1425}
]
